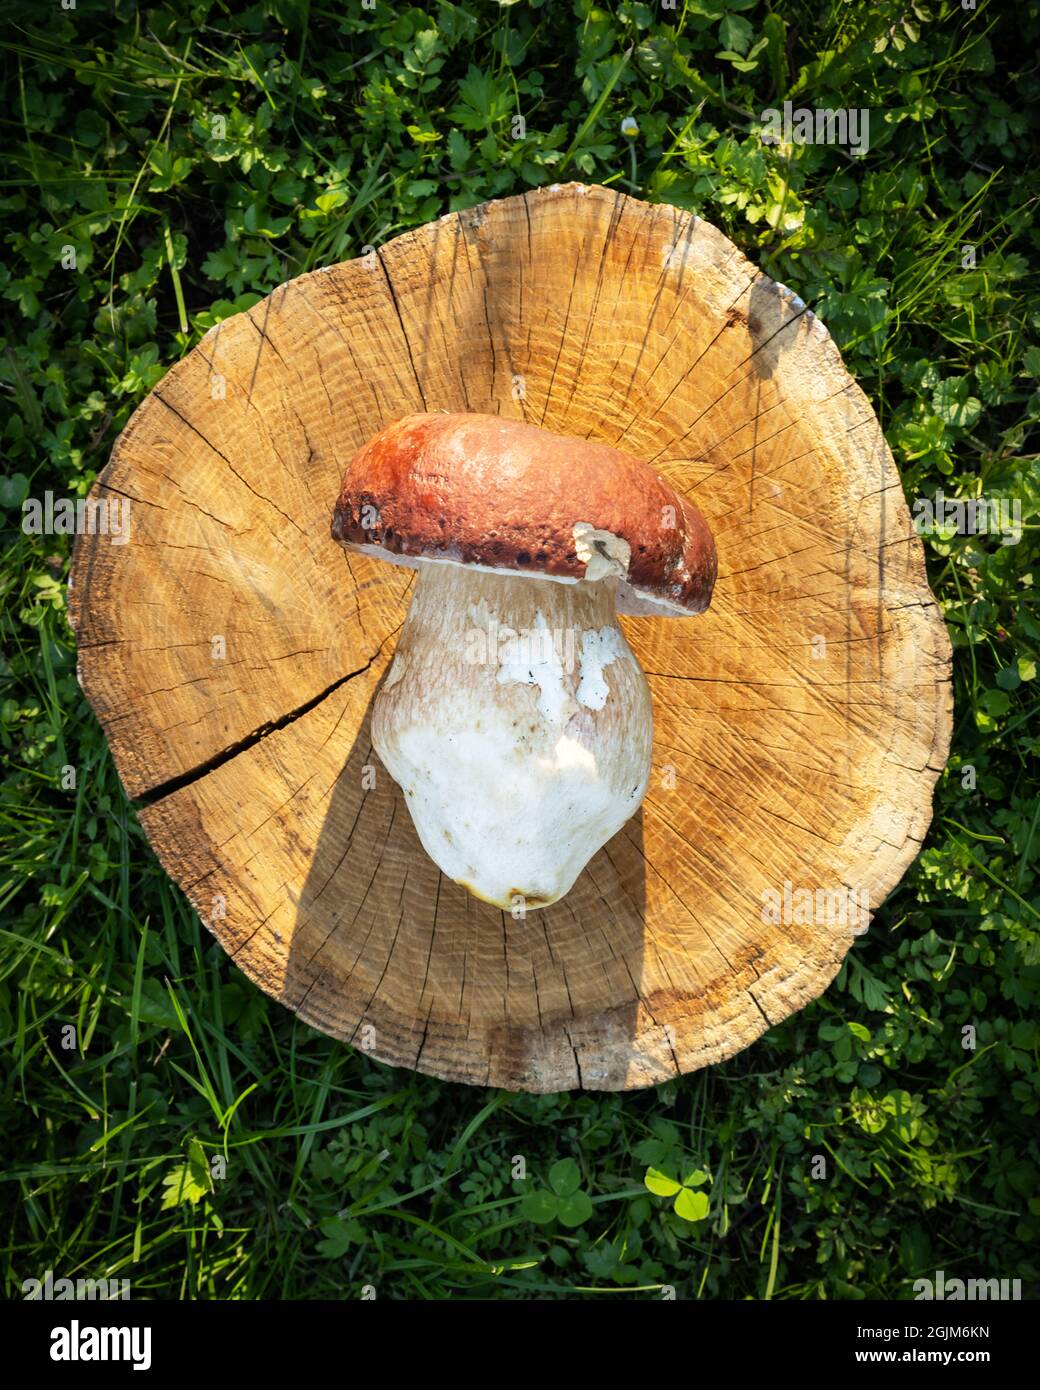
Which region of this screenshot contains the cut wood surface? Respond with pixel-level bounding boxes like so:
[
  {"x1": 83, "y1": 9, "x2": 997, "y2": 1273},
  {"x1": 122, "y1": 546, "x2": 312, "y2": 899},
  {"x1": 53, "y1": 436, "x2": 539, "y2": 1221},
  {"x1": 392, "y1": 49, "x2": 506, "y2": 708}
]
[{"x1": 69, "y1": 183, "x2": 953, "y2": 1091}]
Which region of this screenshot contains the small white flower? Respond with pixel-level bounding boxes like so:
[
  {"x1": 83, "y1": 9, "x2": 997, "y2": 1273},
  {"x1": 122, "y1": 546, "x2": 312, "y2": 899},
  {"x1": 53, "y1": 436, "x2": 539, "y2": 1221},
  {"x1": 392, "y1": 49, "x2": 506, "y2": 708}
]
[{"x1": 620, "y1": 115, "x2": 639, "y2": 139}]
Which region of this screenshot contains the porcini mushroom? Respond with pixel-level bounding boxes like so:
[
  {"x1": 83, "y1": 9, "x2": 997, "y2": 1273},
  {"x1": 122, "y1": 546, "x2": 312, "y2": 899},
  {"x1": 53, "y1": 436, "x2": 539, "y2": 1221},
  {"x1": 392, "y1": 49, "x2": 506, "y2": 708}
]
[{"x1": 332, "y1": 413, "x2": 717, "y2": 911}]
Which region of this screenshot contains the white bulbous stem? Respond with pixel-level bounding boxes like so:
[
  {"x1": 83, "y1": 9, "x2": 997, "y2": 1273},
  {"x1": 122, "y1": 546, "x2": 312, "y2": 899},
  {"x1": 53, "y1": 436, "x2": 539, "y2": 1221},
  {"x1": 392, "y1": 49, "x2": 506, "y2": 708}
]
[{"x1": 372, "y1": 563, "x2": 653, "y2": 910}]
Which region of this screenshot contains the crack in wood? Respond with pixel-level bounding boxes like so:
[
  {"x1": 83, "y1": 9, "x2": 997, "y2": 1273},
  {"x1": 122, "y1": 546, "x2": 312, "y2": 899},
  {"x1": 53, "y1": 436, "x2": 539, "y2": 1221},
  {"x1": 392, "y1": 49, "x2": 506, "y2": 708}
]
[{"x1": 135, "y1": 647, "x2": 385, "y2": 808}]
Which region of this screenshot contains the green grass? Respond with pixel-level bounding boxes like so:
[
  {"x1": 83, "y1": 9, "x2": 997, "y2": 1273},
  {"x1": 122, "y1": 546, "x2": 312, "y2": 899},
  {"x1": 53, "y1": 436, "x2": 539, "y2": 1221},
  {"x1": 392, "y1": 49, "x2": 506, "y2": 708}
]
[{"x1": 2, "y1": 0, "x2": 1039, "y2": 1299}]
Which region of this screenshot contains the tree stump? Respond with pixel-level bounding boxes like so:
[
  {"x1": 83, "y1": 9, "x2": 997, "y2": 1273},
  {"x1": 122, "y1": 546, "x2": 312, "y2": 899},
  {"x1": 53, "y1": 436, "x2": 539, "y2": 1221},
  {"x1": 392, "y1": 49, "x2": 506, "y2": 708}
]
[{"x1": 69, "y1": 184, "x2": 952, "y2": 1091}]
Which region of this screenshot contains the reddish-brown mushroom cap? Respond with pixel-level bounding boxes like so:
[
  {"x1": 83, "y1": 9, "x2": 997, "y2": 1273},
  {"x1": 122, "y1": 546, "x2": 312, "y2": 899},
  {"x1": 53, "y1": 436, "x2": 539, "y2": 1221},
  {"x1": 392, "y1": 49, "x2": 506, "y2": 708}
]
[{"x1": 331, "y1": 412, "x2": 717, "y2": 616}]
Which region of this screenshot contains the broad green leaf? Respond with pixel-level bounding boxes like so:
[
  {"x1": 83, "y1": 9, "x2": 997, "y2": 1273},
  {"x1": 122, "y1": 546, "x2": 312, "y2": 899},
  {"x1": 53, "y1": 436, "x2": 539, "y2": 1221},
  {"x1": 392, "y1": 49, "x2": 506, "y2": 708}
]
[
  {"x1": 674, "y1": 1188, "x2": 710, "y2": 1222},
  {"x1": 719, "y1": 13, "x2": 754, "y2": 54},
  {"x1": 521, "y1": 1189, "x2": 558, "y2": 1224},
  {"x1": 556, "y1": 1191, "x2": 594, "y2": 1228},
  {"x1": 0, "y1": 473, "x2": 29, "y2": 509},
  {"x1": 644, "y1": 1167, "x2": 682, "y2": 1197},
  {"x1": 160, "y1": 1137, "x2": 212, "y2": 1209},
  {"x1": 316, "y1": 1216, "x2": 364, "y2": 1258},
  {"x1": 548, "y1": 1157, "x2": 581, "y2": 1197},
  {"x1": 981, "y1": 688, "x2": 1011, "y2": 717},
  {"x1": 932, "y1": 378, "x2": 982, "y2": 428}
]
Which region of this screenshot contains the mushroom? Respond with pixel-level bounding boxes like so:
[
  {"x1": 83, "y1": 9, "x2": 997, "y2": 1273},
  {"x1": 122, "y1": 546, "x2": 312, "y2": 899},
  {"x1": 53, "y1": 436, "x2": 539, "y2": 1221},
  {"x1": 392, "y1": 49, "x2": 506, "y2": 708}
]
[{"x1": 332, "y1": 413, "x2": 717, "y2": 911}]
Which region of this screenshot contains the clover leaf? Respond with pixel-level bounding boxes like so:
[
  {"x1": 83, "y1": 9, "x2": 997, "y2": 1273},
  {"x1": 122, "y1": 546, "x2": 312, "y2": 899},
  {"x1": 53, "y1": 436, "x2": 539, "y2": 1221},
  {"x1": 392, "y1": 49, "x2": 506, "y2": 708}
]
[
  {"x1": 644, "y1": 1166, "x2": 711, "y2": 1223},
  {"x1": 521, "y1": 1158, "x2": 594, "y2": 1227}
]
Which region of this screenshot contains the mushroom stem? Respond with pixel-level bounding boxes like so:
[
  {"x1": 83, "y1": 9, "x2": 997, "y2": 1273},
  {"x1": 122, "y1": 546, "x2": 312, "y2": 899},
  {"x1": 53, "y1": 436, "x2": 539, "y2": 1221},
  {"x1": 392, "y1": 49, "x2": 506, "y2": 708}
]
[{"x1": 373, "y1": 562, "x2": 653, "y2": 910}]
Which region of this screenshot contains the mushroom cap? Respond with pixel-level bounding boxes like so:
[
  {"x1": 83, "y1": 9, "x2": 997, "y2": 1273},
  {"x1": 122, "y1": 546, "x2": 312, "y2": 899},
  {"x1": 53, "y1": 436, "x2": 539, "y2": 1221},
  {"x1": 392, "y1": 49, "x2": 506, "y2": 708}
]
[{"x1": 331, "y1": 413, "x2": 717, "y2": 616}]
